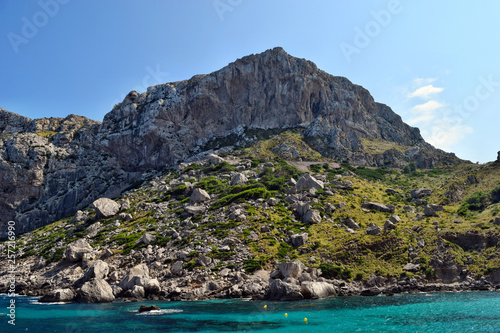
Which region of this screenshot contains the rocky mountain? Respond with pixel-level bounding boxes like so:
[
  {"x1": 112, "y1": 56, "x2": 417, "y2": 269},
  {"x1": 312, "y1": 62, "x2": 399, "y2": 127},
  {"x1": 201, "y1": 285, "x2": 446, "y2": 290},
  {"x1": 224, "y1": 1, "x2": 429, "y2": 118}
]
[{"x1": 0, "y1": 47, "x2": 462, "y2": 235}]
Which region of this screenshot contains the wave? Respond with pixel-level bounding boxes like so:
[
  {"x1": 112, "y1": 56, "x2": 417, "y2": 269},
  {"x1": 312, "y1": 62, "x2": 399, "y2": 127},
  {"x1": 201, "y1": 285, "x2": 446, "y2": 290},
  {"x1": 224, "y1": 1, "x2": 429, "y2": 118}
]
[{"x1": 136, "y1": 309, "x2": 183, "y2": 316}]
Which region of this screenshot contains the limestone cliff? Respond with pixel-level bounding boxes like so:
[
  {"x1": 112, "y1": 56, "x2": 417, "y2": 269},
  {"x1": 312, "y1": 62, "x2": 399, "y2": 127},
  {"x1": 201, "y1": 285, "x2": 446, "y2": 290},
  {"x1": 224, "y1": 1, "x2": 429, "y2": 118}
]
[{"x1": 0, "y1": 47, "x2": 462, "y2": 235}]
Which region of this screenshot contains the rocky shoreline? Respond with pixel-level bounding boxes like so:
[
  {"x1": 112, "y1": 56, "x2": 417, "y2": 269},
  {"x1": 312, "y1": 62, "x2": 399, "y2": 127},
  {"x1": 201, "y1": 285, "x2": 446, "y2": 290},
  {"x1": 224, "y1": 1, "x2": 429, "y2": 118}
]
[{"x1": 2, "y1": 256, "x2": 499, "y2": 305}]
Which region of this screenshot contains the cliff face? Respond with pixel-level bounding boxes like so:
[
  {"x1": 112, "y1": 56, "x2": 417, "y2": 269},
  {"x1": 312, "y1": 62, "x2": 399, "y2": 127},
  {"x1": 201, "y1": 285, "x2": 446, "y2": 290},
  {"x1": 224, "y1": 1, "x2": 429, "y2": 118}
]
[
  {"x1": 98, "y1": 47, "x2": 448, "y2": 171},
  {"x1": 0, "y1": 47, "x2": 461, "y2": 234}
]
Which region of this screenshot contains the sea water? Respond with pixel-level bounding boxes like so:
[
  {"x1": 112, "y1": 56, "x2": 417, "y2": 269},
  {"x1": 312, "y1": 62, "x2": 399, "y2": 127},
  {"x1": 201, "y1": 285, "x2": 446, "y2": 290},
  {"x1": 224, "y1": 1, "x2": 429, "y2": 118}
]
[{"x1": 1, "y1": 291, "x2": 500, "y2": 332}]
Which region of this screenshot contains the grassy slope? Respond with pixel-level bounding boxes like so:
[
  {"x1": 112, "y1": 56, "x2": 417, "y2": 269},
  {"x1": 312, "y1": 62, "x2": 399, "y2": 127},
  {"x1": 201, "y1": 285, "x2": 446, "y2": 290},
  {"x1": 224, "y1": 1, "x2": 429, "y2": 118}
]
[{"x1": 6, "y1": 132, "x2": 500, "y2": 282}]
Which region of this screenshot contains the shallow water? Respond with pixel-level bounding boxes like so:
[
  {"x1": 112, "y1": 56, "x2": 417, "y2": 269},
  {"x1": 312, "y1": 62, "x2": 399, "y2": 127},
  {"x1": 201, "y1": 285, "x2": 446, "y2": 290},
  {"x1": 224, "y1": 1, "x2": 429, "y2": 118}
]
[{"x1": 1, "y1": 291, "x2": 500, "y2": 332}]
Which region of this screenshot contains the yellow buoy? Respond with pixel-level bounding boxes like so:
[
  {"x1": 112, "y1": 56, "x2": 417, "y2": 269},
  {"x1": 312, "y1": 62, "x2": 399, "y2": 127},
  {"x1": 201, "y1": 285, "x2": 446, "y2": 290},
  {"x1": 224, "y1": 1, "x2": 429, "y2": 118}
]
[
  {"x1": 263, "y1": 305, "x2": 267, "y2": 309},
  {"x1": 304, "y1": 318, "x2": 308, "y2": 323},
  {"x1": 284, "y1": 313, "x2": 288, "y2": 318}
]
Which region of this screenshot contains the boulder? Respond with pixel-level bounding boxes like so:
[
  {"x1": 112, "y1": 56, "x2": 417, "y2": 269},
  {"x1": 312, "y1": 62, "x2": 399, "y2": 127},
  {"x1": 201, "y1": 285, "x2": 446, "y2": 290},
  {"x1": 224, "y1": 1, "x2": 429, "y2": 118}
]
[
  {"x1": 171, "y1": 261, "x2": 184, "y2": 276},
  {"x1": 389, "y1": 215, "x2": 401, "y2": 224},
  {"x1": 118, "y1": 264, "x2": 150, "y2": 291},
  {"x1": 267, "y1": 279, "x2": 304, "y2": 301},
  {"x1": 278, "y1": 260, "x2": 305, "y2": 279},
  {"x1": 295, "y1": 174, "x2": 324, "y2": 191},
  {"x1": 143, "y1": 279, "x2": 161, "y2": 294},
  {"x1": 403, "y1": 263, "x2": 420, "y2": 272},
  {"x1": 77, "y1": 279, "x2": 115, "y2": 303},
  {"x1": 139, "y1": 305, "x2": 161, "y2": 312},
  {"x1": 84, "y1": 260, "x2": 109, "y2": 281},
  {"x1": 300, "y1": 281, "x2": 337, "y2": 299},
  {"x1": 136, "y1": 233, "x2": 157, "y2": 245},
  {"x1": 207, "y1": 153, "x2": 225, "y2": 165},
  {"x1": 403, "y1": 205, "x2": 415, "y2": 213},
  {"x1": 231, "y1": 173, "x2": 248, "y2": 186},
  {"x1": 39, "y1": 288, "x2": 76, "y2": 303},
  {"x1": 197, "y1": 255, "x2": 212, "y2": 267},
  {"x1": 190, "y1": 188, "x2": 211, "y2": 204},
  {"x1": 296, "y1": 202, "x2": 310, "y2": 217},
  {"x1": 366, "y1": 222, "x2": 382, "y2": 236},
  {"x1": 360, "y1": 287, "x2": 382, "y2": 296},
  {"x1": 411, "y1": 188, "x2": 432, "y2": 199},
  {"x1": 384, "y1": 220, "x2": 396, "y2": 232},
  {"x1": 65, "y1": 239, "x2": 93, "y2": 262},
  {"x1": 361, "y1": 202, "x2": 395, "y2": 213},
  {"x1": 92, "y1": 198, "x2": 120, "y2": 218},
  {"x1": 290, "y1": 233, "x2": 308, "y2": 248},
  {"x1": 184, "y1": 205, "x2": 207, "y2": 216},
  {"x1": 494, "y1": 217, "x2": 500, "y2": 225},
  {"x1": 343, "y1": 217, "x2": 360, "y2": 229},
  {"x1": 424, "y1": 205, "x2": 438, "y2": 217},
  {"x1": 303, "y1": 210, "x2": 322, "y2": 224},
  {"x1": 130, "y1": 285, "x2": 145, "y2": 299}
]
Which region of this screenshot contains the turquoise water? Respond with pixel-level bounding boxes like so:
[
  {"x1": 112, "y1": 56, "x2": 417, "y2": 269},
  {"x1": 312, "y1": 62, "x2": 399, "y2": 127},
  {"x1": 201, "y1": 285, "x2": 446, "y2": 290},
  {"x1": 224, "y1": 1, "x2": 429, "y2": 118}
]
[{"x1": 1, "y1": 292, "x2": 500, "y2": 332}]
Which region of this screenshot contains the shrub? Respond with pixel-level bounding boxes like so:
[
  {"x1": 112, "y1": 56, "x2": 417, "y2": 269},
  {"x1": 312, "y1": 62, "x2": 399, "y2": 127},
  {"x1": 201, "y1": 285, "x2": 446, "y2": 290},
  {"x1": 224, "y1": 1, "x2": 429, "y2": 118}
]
[
  {"x1": 402, "y1": 162, "x2": 417, "y2": 174},
  {"x1": 465, "y1": 191, "x2": 489, "y2": 211},
  {"x1": 211, "y1": 188, "x2": 271, "y2": 210},
  {"x1": 319, "y1": 263, "x2": 352, "y2": 280},
  {"x1": 491, "y1": 185, "x2": 500, "y2": 204},
  {"x1": 243, "y1": 259, "x2": 263, "y2": 273},
  {"x1": 196, "y1": 176, "x2": 227, "y2": 194}
]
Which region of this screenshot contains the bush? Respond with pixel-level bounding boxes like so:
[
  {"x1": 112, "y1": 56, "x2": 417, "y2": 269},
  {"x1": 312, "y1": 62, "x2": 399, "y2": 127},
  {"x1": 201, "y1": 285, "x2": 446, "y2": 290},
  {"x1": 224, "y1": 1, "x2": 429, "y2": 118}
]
[
  {"x1": 402, "y1": 162, "x2": 417, "y2": 174},
  {"x1": 354, "y1": 167, "x2": 394, "y2": 181},
  {"x1": 491, "y1": 185, "x2": 500, "y2": 204},
  {"x1": 319, "y1": 263, "x2": 352, "y2": 280},
  {"x1": 465, "y1": 191, "x2": 489, "y2": 211},
  {"x1": 196, "y1": 176, "x2": 227, "y2": 194},
  {"x1": 243, "y1": 259, "x2": 263, "y2": 273},
  {"x1": 211, "y1": 188, "x2": 271, "y2": 210}
]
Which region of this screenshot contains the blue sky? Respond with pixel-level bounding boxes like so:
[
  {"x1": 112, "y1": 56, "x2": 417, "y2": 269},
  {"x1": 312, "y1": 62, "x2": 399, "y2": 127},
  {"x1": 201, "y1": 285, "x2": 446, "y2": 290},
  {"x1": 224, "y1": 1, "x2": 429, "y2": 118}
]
[{"x1": 1, "y1": 0, "x2": 499, "y2": 163}]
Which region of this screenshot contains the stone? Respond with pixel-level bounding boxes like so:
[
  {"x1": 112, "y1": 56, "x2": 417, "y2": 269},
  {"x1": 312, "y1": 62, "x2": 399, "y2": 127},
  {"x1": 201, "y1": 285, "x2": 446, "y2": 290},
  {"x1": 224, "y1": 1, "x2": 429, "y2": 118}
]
[
  {"x1": 197, "y1": 255, "x2": 212, "y2": 267},
  {"x1": 65, "y1": 239, "x2": 93, "y2": 262},
  {"x1": 424, "y1": 205, "x2": 438, "y2": 217},
  {"x1": 118, "y1": 264, "x2": 150, "y2": 291},
  {"x1": 130, "y1": 285, "x2": 145, "y2": 299},
  {"x1": 267, "y1": 198, "x2": 278, "y2": 206},
  {"x1": 296, "y1": 202, "x2": 310, "y2": 217},
  {"x1": 360, "y1": 287, "x2": 381, "y2": 296},
  {"x1": 411, "y1": 188, "x2": 432, "y2": 199},
  {"x1": 300, "y1": 281, "x2": 337, "y2": 299},
  {"x1": 295, "y1": 174, "x2": 324, "y2": 192},
  {"x1": 384, "y1": 220, "x2": 396, "y2": 232},
  {"x1": 77, "y1": 279, "x2": 115, "y2": 303},
  {"x1": 74, "y1": 210, "x2": 85, "y2": 222},
  {"x1": 389, "y1": 215, "x2": 401, "y2": 224},
  {"x1": 404, "y1": 205, "x2": 415, "y2": 213},
  {"x1": 207, "y1": 154, "x2": 225, "y2": 165},
  {"x1": 139, "y1": 305, "x2": 161, "y2": 312},
  {"x1": 343, "y1": 217, "x2": 359, "y2": 229},
  {"x1": 267, "y1": 279, "x2": 304, "y2": 301},
  {"x1": 190, "y1": 188, "x2": 211, "y2": 204},
  {"x1": 403, "y1": 263, "x2": 420, "y2": 272},
  {"x1": 231, "y1": 173, "x2": 248, "y2": 186},
  {"x1": 184, "y1": 205, "x2": 207, "y2": 216},
  {"x1": 361, "y1": 202, "x2": 395, "y2": 213},
  {"x1": 171, "y1": 261, "x2": 184, "y2": 276},
  {"x1": 278, "y1": 260, "x2": 305, "y2": 279},
  {"x1": 494, "y1": 217, "x2": 500, "y2": 225},
  {"x1": 366, "y1": 222, "x2": 382, "y2": 236},
  {"x1": 136, "y1": 233, "x2": 157, "y2": 245},
  {"x1": 303, "y1": 210, "x2": 322, "y2": 224},
  {"x1": 290, "y1": 233, "x2": 308, "y2": 248},
  {"x1": 84, "y1": 260, "x2": 109, "y2": 281},
  {"x1": 118, "y1": 213, "x2": 133, "y2": 221},
  {"x1": 92, "y1": 198, "x2": 120, "y2": 218},
  {"x1": 39, "y1": 288, "x2": 76, "y2": 303}
]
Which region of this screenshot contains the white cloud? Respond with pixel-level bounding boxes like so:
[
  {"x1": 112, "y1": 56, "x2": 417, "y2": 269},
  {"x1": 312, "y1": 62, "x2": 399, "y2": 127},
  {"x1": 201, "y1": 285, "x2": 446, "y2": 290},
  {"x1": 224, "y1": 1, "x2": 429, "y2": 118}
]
[
  {"x1": 408, "y1": 100, "x2": 445, "y2": 124},
  {"x1": 408, "y1": 85, "x2": 444, "y2": 99},
  {"x1": 425, "y1": 121, "x2": 474, "y2": 150},
  {"x1": 413, "y1": 77, "x2": 437, "y2": 85}
]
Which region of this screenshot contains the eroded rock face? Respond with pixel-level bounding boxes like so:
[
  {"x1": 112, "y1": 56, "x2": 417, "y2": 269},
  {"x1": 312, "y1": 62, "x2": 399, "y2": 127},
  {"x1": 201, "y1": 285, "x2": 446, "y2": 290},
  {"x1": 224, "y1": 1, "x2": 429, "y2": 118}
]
[{"x1": 0, "y1": 48, "x2": 463, "y2": 235}]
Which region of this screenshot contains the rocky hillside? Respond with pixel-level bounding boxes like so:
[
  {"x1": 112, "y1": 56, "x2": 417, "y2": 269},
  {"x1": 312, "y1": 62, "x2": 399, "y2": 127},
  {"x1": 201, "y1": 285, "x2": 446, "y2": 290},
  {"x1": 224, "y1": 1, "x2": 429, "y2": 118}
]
[
  {"x1": 0, "y1": 47, "x2": 462, "y2": 236},
  {"x1": 1, "y1": 141, "x2": 499, "y2": 303}
]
